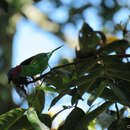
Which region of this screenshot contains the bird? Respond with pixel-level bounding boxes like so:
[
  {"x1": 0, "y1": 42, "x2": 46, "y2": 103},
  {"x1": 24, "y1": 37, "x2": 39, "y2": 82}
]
[{"x1": 8, "y1": 45, "x2": 63, "y2": 96}]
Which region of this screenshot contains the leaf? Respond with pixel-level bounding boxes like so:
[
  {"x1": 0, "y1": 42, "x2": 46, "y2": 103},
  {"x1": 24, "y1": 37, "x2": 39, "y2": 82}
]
[
  {"x1": 39, "y1": 114, "x2": 52, "y2": 128},
  {"x1": 75, "y1": 57, "x2": 97, "y2": 76},
  {"x1": 87, "y1": 81, "x2": 107, "y2": 106},
  {"x1": 0, "y1": 108, "x2": 26, "y2": 129},
  {"x1": 103, "y1": 55, "x2": 130, "y2": 82},
  {"x1": 70, "y1": 88, "x2": 83, "y2": 106},
  {"x1": 37, "y1": 86, "x2": 57, "y2": 93},
  {"x1": 66, "y1": 63, "x2": 103, "y2": 90},
  {"x1": 9, "y1": 115, "x2": 33, "y2": 130},
  {"x1": 76, "y1": 64, "x2": 104, "y2": 97},
  {"x1": 75, "y1": 101, "x2": 113, "y2": 130},
  {"x1": 63, "y1": 107, "x2": 86, "y2": 130},
  {"x1": 94, "y1": 87, "x2": 120, "y2": 103},
  {"x1": 100, "y1": 39, "x2": 129, "y2": 54},
  {"x1": 109, "y1": 79, "x2": 130, "y2": 107},
  {"x1": 44, "y1": 70, "x2": 65, "y2": 90},
  {"x1": 96, "y1": 110, "x2": 116, "y2": 128},
  {"x1": 107, "y1": 69, "x2": 130, "y2": 82},
  {"x1": 48, "y1": 89, "x2": 71, "y2": 110},
  {"x1": 108, "y1": 118, "x2": 130, "y2": 130},
  {"x1": 26, "y1": 107, "x2": 49, "y2": 130},
  {"x1": 28, "y1": 88, "x2": 45, "y2": 114},
  {"x1": 78, "y1": 23, "x2": 100, "y2": 55}
]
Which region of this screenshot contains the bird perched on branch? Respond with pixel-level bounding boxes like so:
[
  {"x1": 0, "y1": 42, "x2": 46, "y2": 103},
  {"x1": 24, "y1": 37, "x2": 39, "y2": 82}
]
[{"x1": 8, "y1": 45, "x2": 63, "y2": 97}]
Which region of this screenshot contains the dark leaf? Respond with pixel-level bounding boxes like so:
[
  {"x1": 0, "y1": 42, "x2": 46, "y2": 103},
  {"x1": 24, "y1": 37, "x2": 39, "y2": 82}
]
[
  {"x1": 103, "y1": 55, "x2": 130, "y2": 82},
  {"x1": 48, "y1": 89, "x2": 71, "y2": 110},
  {"x1": 75, "y1": 57, "x2": 97, "y2": 76},
  {"x1": 87, "y1": 81, "x2": 107, "y2": 106},
  {"x1": 63, "y1": 107, "x2": 86, "y2": 130},
  {"x1": 39, "y1": 114, "x2": 52, "y2": 128},
  {"x1": 9, "y1": 116, "x2": 33, "y2": 130},
  {"x1": 109, "y1": 79, "x2": 130, "y2": 107},
  {"x1": 0, "y1": 108, "x2": 26, "y2": 129},
  {"x1": 28, "y1": 88, "x2": 45, "y2": 114},
  {"x1": 96, "y1": 110, "x2": 116, "y2": 128},
  {"x1": 78, "y1": 23, "x2": 100, "y2": 56},
  {"x1": 70, "y1": 88, "x2": 83, "y2": 106},
  {"x1": 108, "y1": 118, "x2": 130, "y2": 130},
  {"x1": 75, "y1": 101, "x2": 113, "y2": 129},
  {"x1": 100, "y1": 39, "x2": 129, "y2": 54}
]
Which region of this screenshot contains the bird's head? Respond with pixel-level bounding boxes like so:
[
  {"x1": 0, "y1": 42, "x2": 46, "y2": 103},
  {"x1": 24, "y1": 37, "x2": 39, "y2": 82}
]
[{"x1": 8, "y1": 68, "x2": 15, "y2": 84}]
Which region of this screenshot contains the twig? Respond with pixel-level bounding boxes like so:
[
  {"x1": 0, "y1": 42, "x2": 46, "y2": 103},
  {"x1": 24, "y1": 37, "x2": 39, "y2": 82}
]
[{"x1": 115, "y1": 103, "x2": 120, "y2": 120}]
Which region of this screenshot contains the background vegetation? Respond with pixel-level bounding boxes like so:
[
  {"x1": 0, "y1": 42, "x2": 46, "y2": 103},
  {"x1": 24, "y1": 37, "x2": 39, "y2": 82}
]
[{"x1": 0, "y1": 0, "x2": 130, "y2": 129}]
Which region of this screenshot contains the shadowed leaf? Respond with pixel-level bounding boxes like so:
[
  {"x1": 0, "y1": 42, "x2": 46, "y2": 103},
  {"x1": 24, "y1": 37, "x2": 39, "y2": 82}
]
[{"x1": 0, "y1": 108, "x2": 26, "y2": 129}]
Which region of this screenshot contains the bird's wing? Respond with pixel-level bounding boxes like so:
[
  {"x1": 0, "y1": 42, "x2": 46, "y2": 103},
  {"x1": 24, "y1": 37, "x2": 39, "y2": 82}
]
[{"x1": 20, "y1": 57, "x2": 34, "y2": 65}]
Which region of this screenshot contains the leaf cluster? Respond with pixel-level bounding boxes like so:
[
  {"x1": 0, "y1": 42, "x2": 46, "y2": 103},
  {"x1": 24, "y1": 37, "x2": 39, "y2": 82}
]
[{"x1": 0, "y1": 23, "x2": 130, "y2": 130}]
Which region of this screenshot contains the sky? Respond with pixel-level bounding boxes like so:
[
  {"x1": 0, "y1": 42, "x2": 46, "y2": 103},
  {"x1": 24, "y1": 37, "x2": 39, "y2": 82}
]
[{"x1": 11, "y1": 0, "x2": 130, "y2": 129}]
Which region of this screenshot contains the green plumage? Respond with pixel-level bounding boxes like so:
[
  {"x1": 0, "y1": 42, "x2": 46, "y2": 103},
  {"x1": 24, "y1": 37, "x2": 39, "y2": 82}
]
[{"x1": 19, "y1": 45, "x2": 63, "y2": 77}]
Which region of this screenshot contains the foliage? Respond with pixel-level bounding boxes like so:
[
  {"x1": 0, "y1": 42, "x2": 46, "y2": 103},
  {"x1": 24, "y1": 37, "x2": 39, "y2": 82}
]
[{"x1": 0, "y1": 0, "x2": 130, "y2": 130}]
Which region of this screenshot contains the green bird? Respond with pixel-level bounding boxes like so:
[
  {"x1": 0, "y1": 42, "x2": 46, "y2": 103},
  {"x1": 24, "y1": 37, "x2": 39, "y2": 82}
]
[
  {"x1": 8, "y1": 45, "x2": 63, "y2": 86},
  {"x1": 20, "y1": 45, "x2": 63, "y2": 77},
  {"x1": 7, "y1": 45, "x2": 63, "y2": 97}
]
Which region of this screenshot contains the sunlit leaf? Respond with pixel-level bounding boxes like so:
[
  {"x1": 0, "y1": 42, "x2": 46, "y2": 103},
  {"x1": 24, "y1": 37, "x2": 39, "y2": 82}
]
[
  {"x1": 37, "y1": 86, "x2": 57, "y2": 93},
  {"x1": 26, "y1": 107, "x2": 49, "y2": 130}
]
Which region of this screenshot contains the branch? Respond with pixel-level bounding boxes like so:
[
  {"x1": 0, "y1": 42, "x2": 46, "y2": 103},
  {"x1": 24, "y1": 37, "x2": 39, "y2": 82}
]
[{"x1": 27, "y1": 54, "x2": 130, "y2": 84}]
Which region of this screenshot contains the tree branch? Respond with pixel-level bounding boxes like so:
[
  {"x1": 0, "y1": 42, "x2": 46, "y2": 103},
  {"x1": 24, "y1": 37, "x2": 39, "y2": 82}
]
[{"x1": 27, "y1": 54, "x2": 130, "y2": 84}]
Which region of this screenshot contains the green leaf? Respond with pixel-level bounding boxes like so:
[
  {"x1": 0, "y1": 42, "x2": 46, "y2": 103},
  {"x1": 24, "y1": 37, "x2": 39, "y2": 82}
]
[
  {"x1": 28, "y1": 88, "x2": 45, "y2": 114},
  {"x1": 78, "y1": 23, "x2": 100, "y2": 55},
  {"x1": 9, "y1": 115, "x2": 33, "y2": 130},
  {"x1": 0, "y1": 108, "x2": 26, "y2": 129},
  {"x1": 63, "y1": 107, "x2": 86, "y2": 130},
  {"x1": 26, "y1": 107, "x2": 49, "y2": 130},
  {"x1": 87, "y1": 81, "x2": 107, "y2": 106},
  {"x1": 37, "y1": 86, "x2": 57, "y2": 93}
]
